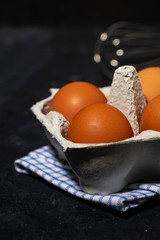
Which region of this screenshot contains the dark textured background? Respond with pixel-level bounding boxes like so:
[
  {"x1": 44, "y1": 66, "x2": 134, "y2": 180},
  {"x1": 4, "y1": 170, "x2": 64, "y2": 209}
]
[
  {"x1": 0, "y1": 0, "x2": 160, "y2": 25},
  {"x1": 1, "y1": 1, "x2": 160, "y2": 240}
]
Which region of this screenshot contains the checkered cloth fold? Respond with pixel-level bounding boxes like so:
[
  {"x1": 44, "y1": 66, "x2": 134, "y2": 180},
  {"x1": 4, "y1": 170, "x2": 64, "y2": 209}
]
[{"x1": 14, "y1": 145, "x2": 160, "y2": 212}]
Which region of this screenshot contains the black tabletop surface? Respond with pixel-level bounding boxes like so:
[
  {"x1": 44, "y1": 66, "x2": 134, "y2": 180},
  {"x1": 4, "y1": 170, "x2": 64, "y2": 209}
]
[{"x1": 1, "y1": 24, "x2": 160, "y2": 240}]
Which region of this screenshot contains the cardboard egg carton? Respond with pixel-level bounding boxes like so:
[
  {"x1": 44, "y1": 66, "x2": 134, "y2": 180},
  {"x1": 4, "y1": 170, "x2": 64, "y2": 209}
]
[{"x1": 31, "y1": 65, "x2": 160, "y2": 195}]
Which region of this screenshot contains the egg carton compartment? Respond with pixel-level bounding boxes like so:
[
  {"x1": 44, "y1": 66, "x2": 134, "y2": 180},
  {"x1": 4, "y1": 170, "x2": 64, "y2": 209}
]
[{"x1": 31, "y1": 66, "x2": 160, "y2": 194}]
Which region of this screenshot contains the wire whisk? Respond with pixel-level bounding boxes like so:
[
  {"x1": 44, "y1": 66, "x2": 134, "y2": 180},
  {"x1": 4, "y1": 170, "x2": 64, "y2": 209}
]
[{"x1": 94, "y1": 21, "x2": 160, "y2": 80}]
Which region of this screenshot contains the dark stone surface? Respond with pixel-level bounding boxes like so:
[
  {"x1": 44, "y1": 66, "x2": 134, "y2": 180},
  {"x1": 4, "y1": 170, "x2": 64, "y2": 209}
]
[{"x1": 1, "y1": 25, "x2": 160, "y2": 240}]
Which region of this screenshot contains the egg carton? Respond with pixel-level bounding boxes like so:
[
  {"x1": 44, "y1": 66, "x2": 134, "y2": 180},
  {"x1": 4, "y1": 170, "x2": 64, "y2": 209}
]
[{"x1": 31, "y1": 65, "x2": 160, "y2": 195}]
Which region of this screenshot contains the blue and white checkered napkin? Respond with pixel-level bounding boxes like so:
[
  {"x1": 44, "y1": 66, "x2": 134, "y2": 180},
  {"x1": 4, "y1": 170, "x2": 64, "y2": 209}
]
[{"x1": 14, "y1": 145, "x2": 160, "y2": 212}]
